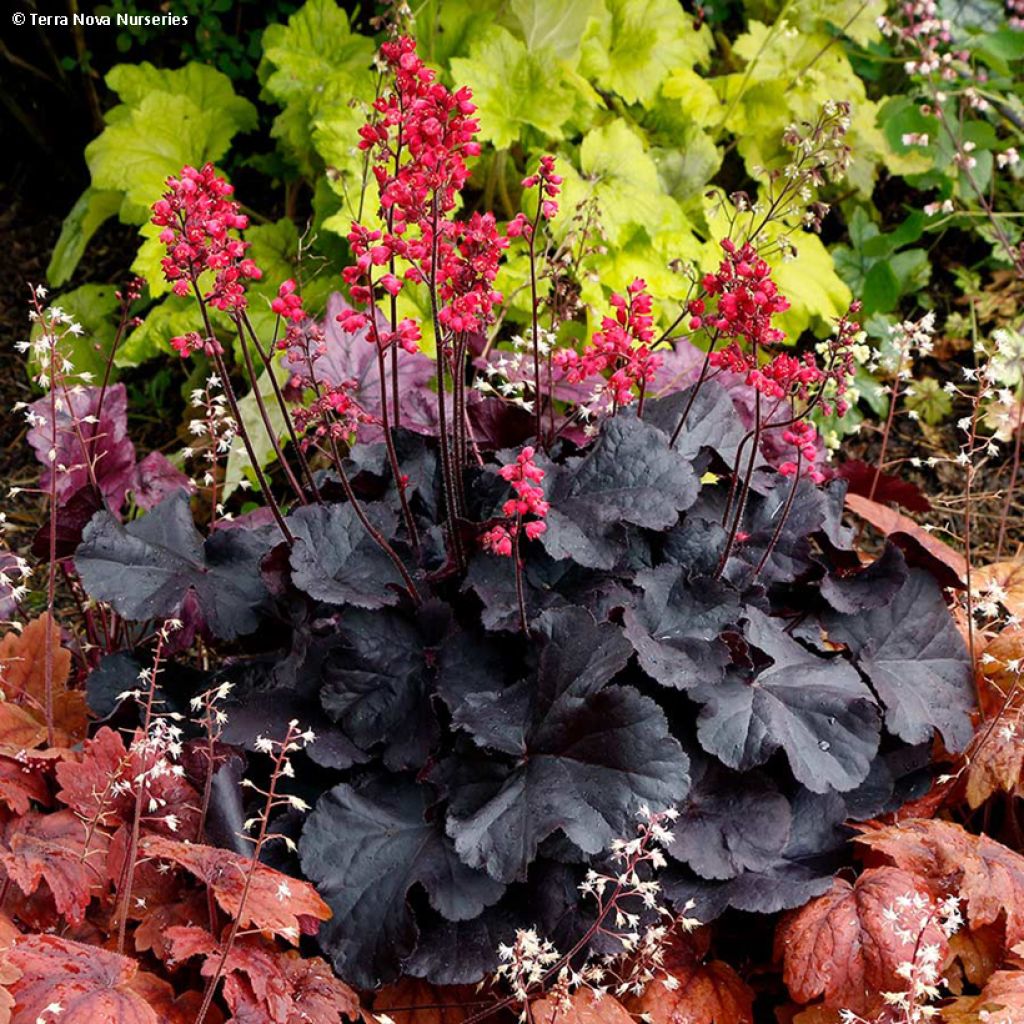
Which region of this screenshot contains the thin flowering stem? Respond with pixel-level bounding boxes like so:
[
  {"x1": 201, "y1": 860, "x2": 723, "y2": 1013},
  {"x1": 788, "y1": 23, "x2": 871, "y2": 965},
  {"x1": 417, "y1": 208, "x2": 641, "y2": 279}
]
[
  {"x1": 512, "y1": 524, "x2": 528, "y2": 636},
  {"x1": 189, "y1": 281, "x2": 294, "y2": 544},
  {"x1": 193, "y1": 721, "x2": 309, "y2": 1024},
  {"x1": 870, "y1": 348, "x2": 908, "y2": 503},
  {"x1": 114, "y1": 627, "x2": 172, "y2": 954},
  {"x1": 239, "y1": 310, "x2": 322, "y2": 503},
  {"x1": 234, "y1": 317, "x2": 307, "y2": 505},
  {"x1": 754, "y1": 448, "x2": 803, "y2": 577}
]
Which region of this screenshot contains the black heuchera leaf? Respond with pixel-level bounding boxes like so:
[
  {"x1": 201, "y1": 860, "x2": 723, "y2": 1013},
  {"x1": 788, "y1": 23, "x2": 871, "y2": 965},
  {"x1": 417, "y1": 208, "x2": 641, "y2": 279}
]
[
  {"x1": 288, "y1": 502, "x2": 404, "y2": 609},
  {"x1": 664, "y1": 788, "x2": 850, "y2": 919},
  {"x1": 440, "y1": 608, "x2": 690, "y2": 883},
  {"x1": 667, "y1": 753, "x2": 791, "y2": 881},
  {"x1": 693, "y1": 607, "x2": 881, "y2": 793},
  {"x1": 320, "y1": 606, "x2": 445, "y2": 770},
  {"x1": 75, "y1": 491, "x2": 274, "y2": 639},
  {"x1": 299, "y1": 775, "x2": 505, "y2": 988},
  {"x1": 540, "y1": 414, "x2": 699, "y2": 569},
  {"x1": 820, "y1": 541, "x2": 909, "y2": 614},
  {"x1": 622, "y1": 566, "x2": 741, "y2": 689},
  {"x1": 643, "y1": 381, "x2": 753, "y2": 474},
  {"x1": 823, "y1": 567, "x2": 974, "y2": 751}
]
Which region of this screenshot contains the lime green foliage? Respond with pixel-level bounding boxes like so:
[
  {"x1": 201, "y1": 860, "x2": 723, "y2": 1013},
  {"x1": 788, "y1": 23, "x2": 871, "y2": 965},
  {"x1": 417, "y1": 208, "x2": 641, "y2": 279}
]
[
  {"x1": 905, "y1": 377, "x2": 953, "y2": 426},
  {"x1": 49, "y1": 61, "x2": 255, "y2": 293},
  {"x1": 29, "y1": 285, "x2": 121, "y2": 383},
  {"x1": 259, "y1": 0, "x2": 375, "y2": 181}
]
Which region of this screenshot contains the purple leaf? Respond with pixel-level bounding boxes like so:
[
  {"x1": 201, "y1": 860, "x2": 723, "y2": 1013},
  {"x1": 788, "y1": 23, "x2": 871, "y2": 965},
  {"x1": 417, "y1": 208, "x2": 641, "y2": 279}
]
[
  {"x1": 282, "y1": 294, "x2": 435, "y2": 443},
  {"x1": 131, "y1": 451, "x2": 195, "y2": 511},
  {"x1": 27, "y1": 383, "x2": 136, "y2": 509}
]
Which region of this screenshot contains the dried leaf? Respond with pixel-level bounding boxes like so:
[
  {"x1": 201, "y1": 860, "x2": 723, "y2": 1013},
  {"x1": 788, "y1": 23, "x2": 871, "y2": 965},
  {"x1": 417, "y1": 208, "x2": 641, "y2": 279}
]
[
  {"x1": 5, "y1": 934, "x2": 160, "y2": 1023},
  {"x1": 946, "y1": 925, "x2": 1004, "y2": 994},
  {"x1": 0, "y1": 616, "x2": 88, "y2": 741},
  {"x1": 532, "y1": 989, "x2": 635, "y2": 1024},
  {"x1": 973, "y1": 562, "x2": 1024, "y2": 621},
  {"x1": 940, "y1": 969, "x2": 1024, "y2": 1022},
  {"x1": 775, "y1": 866, "x2": 949, "y2": 1014},
  {"x1": 141, "y1": 835, "x2": 330, "y2": 943},
  {"x1": 856, "y1": 818, "x2": 1024, "y2": 947},
  {"x1": 0, "y1": 706, "x2": 49, "y2": 753},
  {"x1": 0, "y1": 810, "x2": 108, "y2": 924},
  {"x1": 166, "y1": 927, "x2": 360, "y2": 1024},
  {"x1": 965, "y1": 709, "x2": 1024, "y2": 808},
  {"x1": 844, "y1": 493, "x2": 967, "y2": 588},
  {"x1": 626, "y1": 932, "x2": 755, "y2": 1024},
  {"x1": 372, "y1": 978, "x2": 481, "y2": 1024}
]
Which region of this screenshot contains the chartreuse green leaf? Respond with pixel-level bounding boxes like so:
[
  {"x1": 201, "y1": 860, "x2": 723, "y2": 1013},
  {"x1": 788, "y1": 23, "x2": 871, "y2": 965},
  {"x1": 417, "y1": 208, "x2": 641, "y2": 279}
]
[
  {"x1": 557, "y1": 119, "x2": 687, "y2": 249},
  {"x1": 259, "y1": 0, "x2": 374, "y2": 172},
  {"x1": 47, "y1": 189, "x2": 122, "y2": 288},
  {"x1": 509, "y1": 0, "x2": 603, "y2": 62},
  {"x1": 449, "y1": 26, "x2": 584, "y2": 150},
  {"x1": 719, "y1": 24, "x2": 925, "y2": 196},
  {"x1": 579, "y1": 0, "x2": 713, "y2": 103},
  {"x1": 413, "y1": 0, "x2": 503, "y2": 67},
  {"x1": 904, "y1": 376, "x2": 953, "y2": 426},
  {"x1": 28, "y1": 284, "x2": 120, "y2": 383},
  {"x1": 85, "y1": 64, "x2": 256, "y2": 221}
]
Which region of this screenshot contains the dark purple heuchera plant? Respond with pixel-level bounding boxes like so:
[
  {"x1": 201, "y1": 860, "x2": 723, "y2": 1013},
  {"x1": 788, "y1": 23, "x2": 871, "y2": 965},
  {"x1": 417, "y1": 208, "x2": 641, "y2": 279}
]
[{"x1": 27, "y1": 38, "x2": 973, "y2": 991}]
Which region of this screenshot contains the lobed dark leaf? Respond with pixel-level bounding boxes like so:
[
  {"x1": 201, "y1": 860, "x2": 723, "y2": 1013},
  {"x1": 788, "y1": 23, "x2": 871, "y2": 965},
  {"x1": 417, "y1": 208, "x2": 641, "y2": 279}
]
[
  {"x1": 75, "y1": 491, "x2": 274, "y2": 639},
  {"x1": 823, "y1": 567, "x2": 974, "y2": 751},
  {"x1": 693, "y1": 607, "x2": 881, "y2": 792},
  {"x1": 299, "y1": 775, "x2": 505, "y2": 988}
]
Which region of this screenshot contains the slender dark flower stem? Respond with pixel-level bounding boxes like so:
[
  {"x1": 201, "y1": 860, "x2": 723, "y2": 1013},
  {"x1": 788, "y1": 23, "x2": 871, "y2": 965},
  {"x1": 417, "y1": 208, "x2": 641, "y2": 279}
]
[
  {"x1": 239, "y1": 311, "x2": 322, "y2": 502},
  {"x1": 669, "y1": 332, "x2": 721, "y2": 447},
  {"x1": 428, "y1": 205, "x2": 465, "y2": 569},
  {"x1": 375, "y1": 341, "x2": 422, "y2": 554},
  {"x1": 526, "y1": 207, "x2": 544, "y2": 445},
  {"x1": 234, "y1": 318, "x2": 306, "y2": 505},
  {"x1": 188, "y1": 281, "x2": 293, "y2": 544},
  {"x1": 114, "y1": 632, "x2": 166, "y2": 954},
  {"x1": 362, "y1": 271, "x2": 421, "y2": 551},
  {"x1": 512, "y1": 520, "x2": 528, "y2": 635},
  {"x1": 717, "y1": 391, "x2": 763, "y2": 579},
  {"x1": 869, "y1": 348, "x2": 907, "y2": 502},
  {"x1": 326, "y1": 432, "x2": 422, "y2": 605},
  {"x1": 754, "y1": 450, "x2": 803, "y2": 577},
  {"x1": 194, "y1": 723, "x2": 301, "y2": 1024},
  {"x1": 44, "y1": 339, "x2": 58, "y2": 748}
]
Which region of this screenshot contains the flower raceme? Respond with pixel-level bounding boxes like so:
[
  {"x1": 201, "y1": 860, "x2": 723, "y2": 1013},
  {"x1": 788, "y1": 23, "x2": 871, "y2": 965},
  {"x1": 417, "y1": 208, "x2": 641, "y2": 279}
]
[
  {"x1": 151, "y1": 164, "x2": 262, "y2": 334},
  {"x1": 508, "y1": 154, "x2": 563, "y2": 238},
  {"x1": 554, "y1": 278, "x2": 661, "y2": 409},
  {"x1": 341, "y1": 36, "x2": 506, "y2": 349},
  {"x1": 482, "y1": 446, "x2": 549, "y2": 557}
]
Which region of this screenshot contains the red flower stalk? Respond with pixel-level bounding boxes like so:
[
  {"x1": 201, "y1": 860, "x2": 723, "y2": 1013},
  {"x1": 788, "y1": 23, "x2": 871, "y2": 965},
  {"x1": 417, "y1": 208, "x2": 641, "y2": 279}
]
[
  {"x1": 482, "y1": 445, "x2": 549, "y2": 558},
  {"x1": 151, "y1": 164, "x2": 262, "y2": 338},
  {"x1": 554, "y1": 278, "x2": 661, "y2": 411}
]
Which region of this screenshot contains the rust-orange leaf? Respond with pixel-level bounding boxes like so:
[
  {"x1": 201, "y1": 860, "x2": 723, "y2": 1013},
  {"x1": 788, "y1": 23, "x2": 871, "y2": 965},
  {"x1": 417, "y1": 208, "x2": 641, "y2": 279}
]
[
  {"x1": 531, "y1": 989, "x2": 635, "y2": 1024},
  {"x1": 5, "y1": 934, "x2": 160, "y2": 1024},
  {"x1": 973, "y1": 561, "x2": 1024, "y2": 621},
  {"x1": 856, "y1": 818, "x2": 1024, "y2": 947},
  {"x1": 775, "y1": 866, "x2": 949, "y2": 1015},
  {"x1": 0, "y1": 615, "x2": 87, "y2": 741},
  {"x1": 372, "y1": 978, "x2": 483, "y2": 1024},
  {"x1": 55, "y1": 726, "x2": 200, "y2": 837},
  {"x1": 0, "y1": 810, "x2": 108, "y2": 924},
  {"x1": 0, "y1": 704, "x2": 49, "y2": 752},
  {"x1": 940, "y1": 969, "x2": 1024, "y2": 1022},
  {"x1": 0, "y1": 754, "x2": 50, "y2": 815},
  {"x1": 625, "y1": 932, "x2": 754, "y2": 1024},
  {"x1": 142, "y1": 835, "x2": 330, "y2": 943}
]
